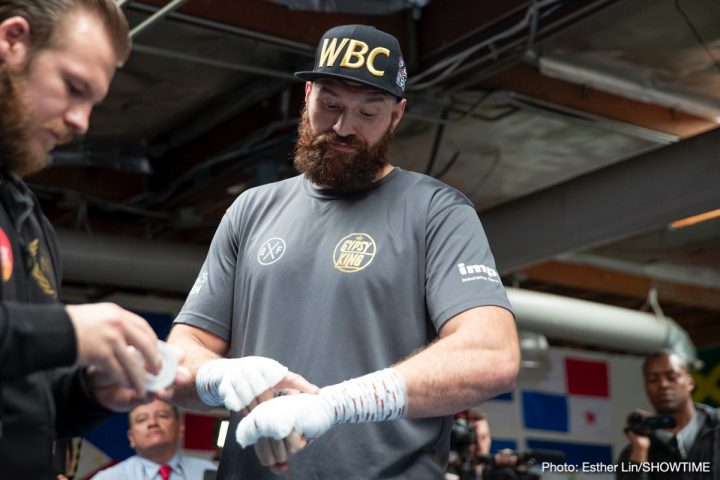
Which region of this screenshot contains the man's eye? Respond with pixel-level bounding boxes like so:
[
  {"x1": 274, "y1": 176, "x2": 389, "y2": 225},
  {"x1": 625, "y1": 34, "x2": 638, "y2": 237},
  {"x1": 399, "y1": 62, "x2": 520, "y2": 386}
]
[
  {"x1": 66, "y1": 80, "x2": 83, "y2": 96},
  {"x1": 359, "y1": 111, "x2": 376, "y2": 119}
]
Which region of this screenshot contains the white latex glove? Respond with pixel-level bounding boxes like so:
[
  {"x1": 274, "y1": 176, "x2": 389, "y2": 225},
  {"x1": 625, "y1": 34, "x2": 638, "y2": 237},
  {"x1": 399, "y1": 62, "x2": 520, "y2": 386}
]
[
  {"x1": 236, "y1": 393, "x2": 334, "y2": 448},
  {"x1": 196, "y1": 357, "x2": 289, "y2": 411}
]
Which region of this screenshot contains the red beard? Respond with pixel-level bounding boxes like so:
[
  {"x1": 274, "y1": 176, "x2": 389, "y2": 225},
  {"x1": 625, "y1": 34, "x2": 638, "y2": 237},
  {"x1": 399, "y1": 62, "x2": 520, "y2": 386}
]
[
  {"x1": 0, "y1": 65, "x2": 72, "y2": 177},
  {"x1": 0, "y1": 66, "x2": 37, "y2": 176},
  {"x1": 293, "y1": 108, "x2": 394, "y2": 193}
]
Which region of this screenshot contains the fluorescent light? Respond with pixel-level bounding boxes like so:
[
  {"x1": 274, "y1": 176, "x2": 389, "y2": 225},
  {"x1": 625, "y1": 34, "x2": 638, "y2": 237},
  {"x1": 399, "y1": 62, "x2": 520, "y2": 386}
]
[
  {"x1": 670, "y1": 208, "x2": 720, "y2": 229},
  {"x1": 216, "y1": 420, "x2": 229, "y2": 448}
]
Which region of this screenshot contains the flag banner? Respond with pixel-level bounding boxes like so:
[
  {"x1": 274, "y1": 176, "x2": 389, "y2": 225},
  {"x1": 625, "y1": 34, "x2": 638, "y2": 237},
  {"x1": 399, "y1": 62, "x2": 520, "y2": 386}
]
[
  {"x1": 75, "y1": 440, "x2": 115, "y2": 480},
  {"x1": 521, "y1": 355, "x2": 612, "y2": 438},
  {"x1": 184, "y1": 413, "x2": 220, "y2": 451},
  {"x1": 522, "y1": 391, "x2": 568, "y2": 432},
  {"x1": 467, "y1": 346, "x2": 647, "y2": 478},
  {"x1": 482, "y1": 391, "x2": 522, "y2": 436},
  {"x1": 569, "y1": 395, "x2": 612, "y2": 437},
  {"x1": 565, "y1": 357, "x2": 609, "y2": 397}
]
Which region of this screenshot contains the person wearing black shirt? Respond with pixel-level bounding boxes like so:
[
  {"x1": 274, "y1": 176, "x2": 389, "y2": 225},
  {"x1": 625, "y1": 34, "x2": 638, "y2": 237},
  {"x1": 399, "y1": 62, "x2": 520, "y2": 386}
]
[
  {"x1": 0, "y1": 1, "x2": 188, "y2": 477},
  {"x1": 617, "y1": 350, "x2": 720, "y2": 479}
]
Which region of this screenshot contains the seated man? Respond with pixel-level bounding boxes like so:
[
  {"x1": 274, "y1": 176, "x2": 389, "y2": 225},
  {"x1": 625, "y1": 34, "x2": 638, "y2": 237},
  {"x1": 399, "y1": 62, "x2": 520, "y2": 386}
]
[{"x1": 93, "y1": 399, "x2": 217, "y2": 479}]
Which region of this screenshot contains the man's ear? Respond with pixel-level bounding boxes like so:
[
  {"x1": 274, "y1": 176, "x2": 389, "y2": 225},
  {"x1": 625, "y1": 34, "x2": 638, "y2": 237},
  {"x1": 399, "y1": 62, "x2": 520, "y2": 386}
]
[
  {"x1": 304, "y1": 81, "x2": 313, "y2": 103},
  {"x1": 0, "y1": 16, "x2": 31, "y2": 67},
  {"x1": 390, "y1": 98, "x2": 407, "y2": 132},
  {"x1": 127, "y1": 430, "x2": 136, "y2": 449}
]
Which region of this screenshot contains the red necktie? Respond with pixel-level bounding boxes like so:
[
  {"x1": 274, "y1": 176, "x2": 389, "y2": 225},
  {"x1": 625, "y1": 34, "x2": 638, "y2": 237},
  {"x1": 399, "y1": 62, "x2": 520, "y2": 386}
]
[{"x1": 158, "y1": 464, "x2": 172, "y2": 480}]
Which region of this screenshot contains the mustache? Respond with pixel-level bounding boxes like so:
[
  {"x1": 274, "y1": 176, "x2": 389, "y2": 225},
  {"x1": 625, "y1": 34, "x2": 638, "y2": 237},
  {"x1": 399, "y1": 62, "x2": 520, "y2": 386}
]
[
  {"x1": 45, "y1": 122, "x2": 74, "y2": 145},
  {"x1": 312, "y1": 132, "x2": 366, "y2": 150}
]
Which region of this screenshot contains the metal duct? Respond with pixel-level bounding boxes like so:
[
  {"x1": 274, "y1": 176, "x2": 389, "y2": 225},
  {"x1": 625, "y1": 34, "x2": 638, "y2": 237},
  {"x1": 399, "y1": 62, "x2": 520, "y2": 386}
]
[
  {"x1": 56, "y1": 229, "x2": 206, "y2": 293},
  {"x1": 507, "y1": 287, "x2": 697, "y2": 363}
]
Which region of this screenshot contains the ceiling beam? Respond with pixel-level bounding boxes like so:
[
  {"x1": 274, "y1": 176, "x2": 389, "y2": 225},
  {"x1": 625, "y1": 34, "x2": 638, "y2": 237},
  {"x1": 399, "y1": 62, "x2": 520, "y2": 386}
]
[
  {"x1": 482, "y1": 65, "x2": 716, "y2": 138},
  {"x1": 483, "y1": 127, "x2": 720, "y2": 272}
]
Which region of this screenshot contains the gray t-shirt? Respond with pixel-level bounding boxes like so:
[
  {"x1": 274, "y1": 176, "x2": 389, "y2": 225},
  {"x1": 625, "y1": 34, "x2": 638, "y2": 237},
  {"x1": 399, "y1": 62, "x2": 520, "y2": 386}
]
[{"x1": 176, "y1": 168, "x2": 512, "y2": 479}]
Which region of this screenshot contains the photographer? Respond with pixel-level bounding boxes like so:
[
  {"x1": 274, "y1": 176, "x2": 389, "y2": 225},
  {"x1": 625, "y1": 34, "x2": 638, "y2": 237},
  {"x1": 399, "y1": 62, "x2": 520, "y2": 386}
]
[
  {"x1": 617, "y1": 350, "x2": 720, "y2": 479},
  {"x1": 446, "y1": 409, "x2": 520, "y2": 480}
]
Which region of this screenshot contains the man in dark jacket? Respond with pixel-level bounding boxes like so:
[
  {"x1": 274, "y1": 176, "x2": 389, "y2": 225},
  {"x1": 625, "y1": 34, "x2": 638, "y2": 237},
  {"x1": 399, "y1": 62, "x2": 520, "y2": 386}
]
[
  {"x1": 0, "y1": 1, "x2": 186, "y2": 477},
  {"x1": 617, "y1": 350, "x2": 719, "y2": 479}
]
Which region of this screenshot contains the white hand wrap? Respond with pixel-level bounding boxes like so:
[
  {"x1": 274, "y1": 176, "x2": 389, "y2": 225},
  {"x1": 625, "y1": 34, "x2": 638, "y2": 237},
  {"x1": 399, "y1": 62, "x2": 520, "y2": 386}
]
[
  {"x1": 236, "y1": 368, "x2": 407, "y2": 447},
  {"x1": 196, "y1": 357, "x2": 288, "y2": 411}
]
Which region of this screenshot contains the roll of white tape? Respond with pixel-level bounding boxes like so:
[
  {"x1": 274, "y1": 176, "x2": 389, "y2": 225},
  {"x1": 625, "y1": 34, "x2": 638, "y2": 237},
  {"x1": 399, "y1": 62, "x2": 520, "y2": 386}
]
[{"x1": 144, "y1": 341, "x2": 179, "y2": 392}]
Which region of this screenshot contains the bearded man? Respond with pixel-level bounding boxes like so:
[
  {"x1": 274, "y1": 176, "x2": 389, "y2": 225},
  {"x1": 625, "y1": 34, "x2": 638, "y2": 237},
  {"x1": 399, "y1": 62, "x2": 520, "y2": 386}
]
[
  {"x1": 0, "y1": 1, "x2": 188, "y2": 478},
  {"x1": 168, "y1": 24, "x2": 519, "y2": 479}
]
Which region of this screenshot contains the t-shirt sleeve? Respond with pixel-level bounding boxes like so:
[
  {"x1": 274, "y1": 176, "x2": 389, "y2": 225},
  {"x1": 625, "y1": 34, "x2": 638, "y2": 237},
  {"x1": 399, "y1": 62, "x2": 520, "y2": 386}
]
[
  {"x1": 173, "y1": 211, "x2": 239, "y2": 340},
  {"x1": 425, "y1": 198, "x2": 513, "y2": 331}
]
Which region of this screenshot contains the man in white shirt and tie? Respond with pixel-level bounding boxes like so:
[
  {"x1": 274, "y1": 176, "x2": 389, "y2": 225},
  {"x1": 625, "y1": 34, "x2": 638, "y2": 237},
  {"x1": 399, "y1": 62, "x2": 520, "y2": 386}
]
[{"x1": 93, "y1": 399, "x2": 217, "y2": 479}]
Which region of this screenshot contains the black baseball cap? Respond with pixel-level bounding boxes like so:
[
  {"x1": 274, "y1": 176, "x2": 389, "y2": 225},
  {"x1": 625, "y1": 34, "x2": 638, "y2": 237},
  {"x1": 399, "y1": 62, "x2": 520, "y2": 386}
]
[{"x1": 296, "y1": 24, "x2": 407, "y2": 100}]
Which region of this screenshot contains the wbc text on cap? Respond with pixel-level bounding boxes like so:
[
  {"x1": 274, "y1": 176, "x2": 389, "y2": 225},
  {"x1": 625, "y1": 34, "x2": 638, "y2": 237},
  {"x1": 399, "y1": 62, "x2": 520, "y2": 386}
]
[{"x1": 296, "y1": 25, "x2": 407, "y2": 100}]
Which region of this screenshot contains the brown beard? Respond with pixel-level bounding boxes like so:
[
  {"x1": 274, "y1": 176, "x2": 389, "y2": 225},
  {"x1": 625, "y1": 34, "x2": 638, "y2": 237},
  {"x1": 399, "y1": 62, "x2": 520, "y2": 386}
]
[
  {"x1": 293, "y1": 108, "x2": 394, "y2": 193},
  {"x1": 0, "y1": 61, "x2": 71, "y2": 178},
  {"x1": 0, "y1": 66, "x2": 39, "y2": 177}
]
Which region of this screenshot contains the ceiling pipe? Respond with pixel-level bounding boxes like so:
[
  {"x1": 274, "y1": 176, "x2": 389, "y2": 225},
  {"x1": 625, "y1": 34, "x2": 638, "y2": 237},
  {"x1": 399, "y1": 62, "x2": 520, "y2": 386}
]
[
  {"x1": 130, "y1": 0, "x2": 190, "y2": 39},
  {"x1": 55, "y1": 230, "x2": 697, "y2": 361},
  {"x1": 56, "y1": 229, "x2": 206, "y2": 293},
  {"x1": 507, "y1": 287, "x2": 698, "y2": 364}
]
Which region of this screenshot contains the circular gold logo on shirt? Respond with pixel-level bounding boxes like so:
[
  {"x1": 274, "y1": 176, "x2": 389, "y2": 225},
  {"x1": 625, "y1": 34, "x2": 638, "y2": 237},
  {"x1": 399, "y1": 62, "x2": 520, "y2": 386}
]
[{"x1": 333, "y1": 233, "x2": 376, "y2": 273}]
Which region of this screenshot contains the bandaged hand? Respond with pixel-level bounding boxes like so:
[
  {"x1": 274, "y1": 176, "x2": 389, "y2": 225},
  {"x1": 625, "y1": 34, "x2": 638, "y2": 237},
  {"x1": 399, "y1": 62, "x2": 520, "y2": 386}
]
[
  {"x1": 196, "y1": 356, "x2": 315, "y2": 412},
  {"x1": 236, "y1": 368, "x2": 407, "y2": 448}
]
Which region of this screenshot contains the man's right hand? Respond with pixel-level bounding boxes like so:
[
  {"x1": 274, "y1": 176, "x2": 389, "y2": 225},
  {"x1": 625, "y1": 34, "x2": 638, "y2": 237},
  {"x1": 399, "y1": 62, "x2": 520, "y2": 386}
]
[
  {"x1": 624, "y1": 410, "x2": 652, "y2": 462},
  {"x1": 66, "y1": 303, "x2": 161, "y2": 397},
  {"x1": 195, "y1": 357, "x2": 318, "y2": 413}
]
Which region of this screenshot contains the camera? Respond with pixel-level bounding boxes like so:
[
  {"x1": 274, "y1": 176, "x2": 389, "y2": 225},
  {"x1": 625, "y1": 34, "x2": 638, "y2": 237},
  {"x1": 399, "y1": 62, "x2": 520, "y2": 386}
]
[
  {"x1": 451, "y1": 418, "x2": 478, "y2": 448},
  {"x1": 449, "y1": 419, "x2": 478, "y2": 480},
  {"x1": 625, "y1": 412, "x2": 676, "y2": 436}
]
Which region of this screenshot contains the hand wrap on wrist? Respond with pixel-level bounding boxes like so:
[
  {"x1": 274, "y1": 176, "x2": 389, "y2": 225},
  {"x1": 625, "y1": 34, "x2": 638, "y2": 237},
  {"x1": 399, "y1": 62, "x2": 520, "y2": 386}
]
[
  {"x1": 195, "y1": 357, "x2": 288, "y2": 411},
  {"x1": 235, "y1": 367, "x2": 407, "y2": 447},
  {"x1": 321, "y1": 368, "x2": 407, "y2": 425}
]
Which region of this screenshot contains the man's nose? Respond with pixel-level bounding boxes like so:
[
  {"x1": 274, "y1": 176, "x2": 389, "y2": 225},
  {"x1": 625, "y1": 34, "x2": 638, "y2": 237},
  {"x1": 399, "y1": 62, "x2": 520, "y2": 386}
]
[
  {"x1": 64, "y1": 102, "x2": 92, "y2": 135},
  {"x1": 332, "y1": 111, "x2": 356, "y2": 138}
]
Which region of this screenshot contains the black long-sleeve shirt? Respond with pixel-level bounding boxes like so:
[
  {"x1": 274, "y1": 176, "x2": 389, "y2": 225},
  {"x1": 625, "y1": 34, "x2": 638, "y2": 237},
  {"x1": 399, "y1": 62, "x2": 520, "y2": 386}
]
[{"x1": 0, "y1": 170, "x2": 111, "y2": 478}]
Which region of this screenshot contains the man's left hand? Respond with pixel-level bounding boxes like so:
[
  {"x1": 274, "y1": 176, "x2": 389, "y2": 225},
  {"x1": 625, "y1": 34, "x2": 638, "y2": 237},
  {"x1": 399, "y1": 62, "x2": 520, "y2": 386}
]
[
  {"x1": 86, "y1": 356, "x2": 192, "y2": 411},
  {"x1": 236, "y1": 393, "x2": 335, "y2": 472}
]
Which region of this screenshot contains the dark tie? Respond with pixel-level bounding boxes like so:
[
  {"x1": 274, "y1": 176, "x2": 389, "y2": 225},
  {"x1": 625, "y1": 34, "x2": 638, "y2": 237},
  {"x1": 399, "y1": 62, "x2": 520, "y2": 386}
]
[{"x1": 159, "y1": 464, "x2": 172, "y2": 480}]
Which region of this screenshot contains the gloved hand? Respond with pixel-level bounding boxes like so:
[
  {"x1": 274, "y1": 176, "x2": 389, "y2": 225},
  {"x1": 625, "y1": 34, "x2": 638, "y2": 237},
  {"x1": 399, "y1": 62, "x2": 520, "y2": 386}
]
[
  {"x1": 235, "y1": 393, "x2": 334, "y2": 447},
  {"x1": 196, "y1": 356, "x2": 292, "y2": 412}
]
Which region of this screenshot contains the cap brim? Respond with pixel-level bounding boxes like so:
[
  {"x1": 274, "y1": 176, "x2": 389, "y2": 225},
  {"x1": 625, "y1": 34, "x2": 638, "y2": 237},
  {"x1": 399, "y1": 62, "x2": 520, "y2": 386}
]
[{"x1": 295, "y1": 71, "x2": 403, "y2": 100}]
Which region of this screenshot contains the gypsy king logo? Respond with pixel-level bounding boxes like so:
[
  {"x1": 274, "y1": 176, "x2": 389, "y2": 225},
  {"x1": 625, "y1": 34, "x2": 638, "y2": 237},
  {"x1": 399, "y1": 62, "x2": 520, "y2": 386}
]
[{"x1": 333, "y1": 233, "x2": 376, "y2": 273}]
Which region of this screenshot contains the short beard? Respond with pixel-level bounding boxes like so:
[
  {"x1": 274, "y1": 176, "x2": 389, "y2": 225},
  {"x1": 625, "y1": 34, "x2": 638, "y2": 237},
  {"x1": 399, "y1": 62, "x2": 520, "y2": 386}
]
[
  {"x1": 293, "y1": 108, "x2": 394, "y2": 193},
  {"x1": 0, "y1": 65, "x2": 51, "y2": 177}
]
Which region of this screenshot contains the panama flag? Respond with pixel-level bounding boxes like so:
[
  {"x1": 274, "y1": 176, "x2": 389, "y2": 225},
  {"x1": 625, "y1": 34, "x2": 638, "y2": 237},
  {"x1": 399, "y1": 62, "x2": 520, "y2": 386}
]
[{"x1": 522, "y1": 352, "x2": 613, "y2": 438}]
